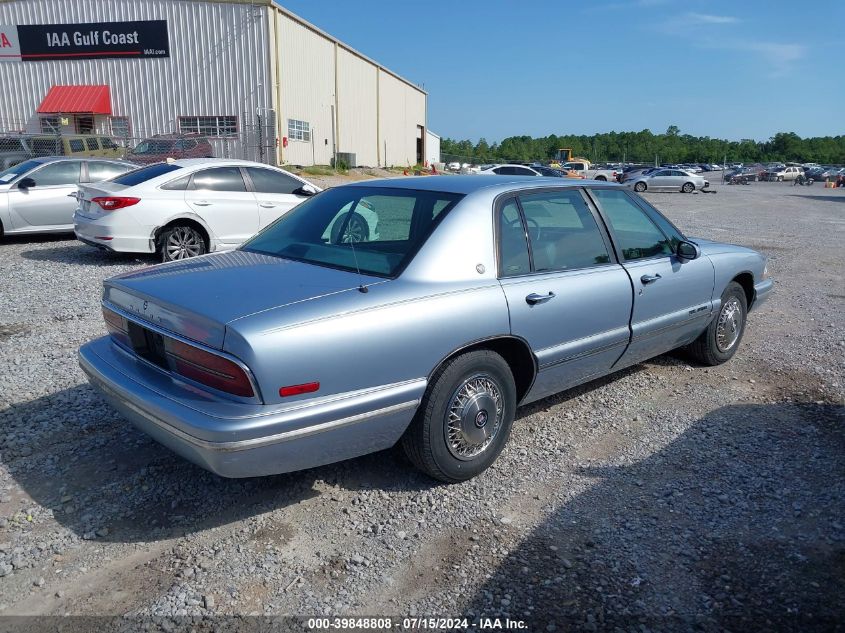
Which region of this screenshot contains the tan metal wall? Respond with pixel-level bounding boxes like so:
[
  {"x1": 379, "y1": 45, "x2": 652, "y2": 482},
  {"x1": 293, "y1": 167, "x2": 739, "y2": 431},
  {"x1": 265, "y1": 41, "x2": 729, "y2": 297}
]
[
  {"x1": 272, "y1": 6, "x2": 426, "y2": 167},
  {"x1": 378, "y1": 70, "x2": 426, "y2": 168},
  {"x1": 336, "y1": 47, "x2": 377, "y2": 168},
  {"x1": 274, "y1": 11, "x2": 335, "y2": 166}
]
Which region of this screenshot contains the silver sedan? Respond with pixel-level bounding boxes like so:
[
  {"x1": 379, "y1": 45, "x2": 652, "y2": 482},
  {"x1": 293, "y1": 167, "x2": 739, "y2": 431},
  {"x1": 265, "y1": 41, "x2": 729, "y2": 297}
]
[
  {"x1": 626, "y1": 168, "x2": 709, "y2": 193},
  {"x1": 79, "y1": 177, "x2": 770, "y2": 482},
  {"x1": 0, "y1": 156, "x2": 135, "y2": 236}
]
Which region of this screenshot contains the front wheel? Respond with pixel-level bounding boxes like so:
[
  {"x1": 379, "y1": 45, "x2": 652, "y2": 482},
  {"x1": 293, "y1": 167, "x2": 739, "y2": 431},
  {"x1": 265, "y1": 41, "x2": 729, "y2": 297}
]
[
  {"x1": 634, "y1": 182, "x2": 647, "y2": 192},
  {"x1": 777, "y1": 176, "x2": 783, "y2": 182},
  {"x1": 402, "y1": 350, "x2": 517, "y2": 483},
  {"x1": 159, "y1": 225, "x2": 207, "y2": 262},
  {"x1": 688, "y1": 281, "x2": 748, "y2": 365},
  {"x1": 682, "y1": 182, "x2": 695, "y2": 193}
]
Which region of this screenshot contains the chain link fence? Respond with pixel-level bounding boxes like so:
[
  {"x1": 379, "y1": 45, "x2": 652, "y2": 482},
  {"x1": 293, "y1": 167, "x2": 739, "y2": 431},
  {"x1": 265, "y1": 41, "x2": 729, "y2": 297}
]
[{"x1": 0, "y1": 112, "x2": 280, "y2": 168}]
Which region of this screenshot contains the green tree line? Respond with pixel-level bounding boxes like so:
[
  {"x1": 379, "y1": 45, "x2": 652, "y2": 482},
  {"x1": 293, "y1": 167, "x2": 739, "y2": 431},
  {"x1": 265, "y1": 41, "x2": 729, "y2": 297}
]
[{"x1": 440, "y1": 128, "x2": 845, "y2": 165}]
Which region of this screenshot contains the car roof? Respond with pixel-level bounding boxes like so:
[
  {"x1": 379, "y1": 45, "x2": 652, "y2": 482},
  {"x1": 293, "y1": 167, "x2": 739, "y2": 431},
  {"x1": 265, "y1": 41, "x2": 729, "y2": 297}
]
[
  {"x1": 345, "y1": 174, "x2": 619, "y2": 195},
  {"x1": 169, "y1": 158, "x2": 287, "y2": 169}
]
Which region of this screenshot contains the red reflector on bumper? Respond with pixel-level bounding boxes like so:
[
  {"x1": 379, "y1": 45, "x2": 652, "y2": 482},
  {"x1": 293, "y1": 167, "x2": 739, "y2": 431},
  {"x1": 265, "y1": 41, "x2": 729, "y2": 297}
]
[
  {"x1": 95, "y1": 236, "x2": 114, "y2": 240},
  {"x1": 279, "y1": 382, "x2": 320, "y2": 397}
]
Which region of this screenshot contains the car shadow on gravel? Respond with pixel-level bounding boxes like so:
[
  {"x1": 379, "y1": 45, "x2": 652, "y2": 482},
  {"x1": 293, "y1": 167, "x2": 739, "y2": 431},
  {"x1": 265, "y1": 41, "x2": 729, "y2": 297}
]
[
  {"x1": 0, "y1": 385, "x2": 437, "y2": 544},
  {"x1": 19, "y1": 244, "x2": 154, "y2": 266},
  {"x1": 463, "y1": 401, "x2": 845, "y2": 632},
  {"x1": 787, "y1": 194, "x2": 845, "y2": 203}
]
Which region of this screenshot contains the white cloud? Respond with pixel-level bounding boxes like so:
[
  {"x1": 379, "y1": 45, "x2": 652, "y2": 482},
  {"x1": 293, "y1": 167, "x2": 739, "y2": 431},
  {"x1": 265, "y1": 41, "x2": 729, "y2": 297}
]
[{"x1": 686, "y1": 12, "x2": 740, "y2": 24}]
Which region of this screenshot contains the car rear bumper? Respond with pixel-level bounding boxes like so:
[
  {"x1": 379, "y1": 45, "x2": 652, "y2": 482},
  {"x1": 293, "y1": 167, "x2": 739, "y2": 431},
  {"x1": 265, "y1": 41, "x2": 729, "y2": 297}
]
[
  {"x1": 74, "y1": 211, "x2": 155, "y2": 254},
  {"x1": 78, "y1": 336, "x2": 423, "y2": 477}
]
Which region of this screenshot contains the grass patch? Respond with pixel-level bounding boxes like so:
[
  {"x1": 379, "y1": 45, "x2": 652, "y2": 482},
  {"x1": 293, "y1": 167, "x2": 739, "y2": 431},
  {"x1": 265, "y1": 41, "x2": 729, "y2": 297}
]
[{"x1": 300, "y1": 165, "x2": 336, "y2": 176}]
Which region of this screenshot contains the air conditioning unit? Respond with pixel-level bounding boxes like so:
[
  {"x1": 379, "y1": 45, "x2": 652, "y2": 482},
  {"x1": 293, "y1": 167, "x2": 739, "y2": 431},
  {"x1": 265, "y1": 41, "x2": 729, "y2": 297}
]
[{"x1": 334, "y1": 152, "x2": 357, "y2": 168}]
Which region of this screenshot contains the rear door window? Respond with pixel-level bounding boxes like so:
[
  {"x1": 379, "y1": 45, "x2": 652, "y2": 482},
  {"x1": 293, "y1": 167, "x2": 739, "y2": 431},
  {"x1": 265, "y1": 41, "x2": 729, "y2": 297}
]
[
  {"x1": 517, "y1": 190, "x2": 611, "y2": 272},
  {"x1": 498, "y1": 198, "x2": 530, "y2": 277},
  {"x1": 87, "y1": 161, "x2": 131, "y2": 182},
  {"x1": 189, "y1": 167, "x2": 247, "y2": 192}
]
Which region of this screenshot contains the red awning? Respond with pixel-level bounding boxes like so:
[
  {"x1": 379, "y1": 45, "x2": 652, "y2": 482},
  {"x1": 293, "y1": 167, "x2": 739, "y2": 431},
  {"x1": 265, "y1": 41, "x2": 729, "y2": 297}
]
[{"x1": 37, "y1": 85, "x2": 111, "y2": 114}]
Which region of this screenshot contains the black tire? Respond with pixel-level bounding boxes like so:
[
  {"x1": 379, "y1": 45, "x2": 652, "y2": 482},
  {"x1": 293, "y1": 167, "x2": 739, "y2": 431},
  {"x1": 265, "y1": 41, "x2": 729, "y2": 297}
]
[
  {"x1": 402, "y1": 350, "x2": 517, "y2": 483},
  {"x1": 807, "y1": 178, "x2": 814, "y2": 186},
  {"x1": 777, "y1": 176, "x2": 783, "y2": 182},
  {"x1": 688, "y1": 281, "x2": 748, "y2": 366},
  {"x1": 634, "y1": 181, "x2": 647, "y2": 192},
  {"x1": 682, "y1": 182, "x2": 695, "y2": 193},
  {"x1": 330, "y1": 212, "x2": 369, "y2": 244},
  {"x1": 159, "y1": 225, "x2": 207, "y2": 262},
  {"x1": 595, "y1": 175, "x2": 607, "y2": 181}
]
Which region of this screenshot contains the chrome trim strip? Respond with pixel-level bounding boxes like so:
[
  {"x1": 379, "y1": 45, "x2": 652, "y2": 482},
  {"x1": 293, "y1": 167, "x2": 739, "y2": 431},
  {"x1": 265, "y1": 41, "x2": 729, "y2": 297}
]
[{"x1": 81, "y1": 357, "x2": 419, "y2": 453}]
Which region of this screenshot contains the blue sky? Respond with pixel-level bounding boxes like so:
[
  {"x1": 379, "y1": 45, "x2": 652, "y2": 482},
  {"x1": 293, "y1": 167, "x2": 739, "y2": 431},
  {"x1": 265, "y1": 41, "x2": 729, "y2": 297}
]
[{"x1": 278, "y1": 1, "x2": 844, "y2": 143}]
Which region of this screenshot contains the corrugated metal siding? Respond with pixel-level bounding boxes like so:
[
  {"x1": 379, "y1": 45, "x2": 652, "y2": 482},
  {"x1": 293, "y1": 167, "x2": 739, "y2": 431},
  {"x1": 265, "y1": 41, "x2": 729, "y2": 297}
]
[
  {"x1": 378, "y1": 69, "x2": 425, "y2": 167},
  {"x1": 336, "y1": 47, "x2": 376, "y2": 167},
  {"x1": 275, "y1": 11, "x2": 334, "y2": 166},
  {"x1": 0, "y1": 0, "x2": 272, "y2": 158}
]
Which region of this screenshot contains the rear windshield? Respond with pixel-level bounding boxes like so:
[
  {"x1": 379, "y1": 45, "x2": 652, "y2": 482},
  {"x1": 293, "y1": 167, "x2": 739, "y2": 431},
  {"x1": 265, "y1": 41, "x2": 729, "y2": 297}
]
[
  {"x1": 111, "y1": 163, "x2": 182, "y2": 186},
  {"x1": 242, "y1": 186, "x2": 464, "y2": 278},
  {"x1": 132, "y1": 140, "x2": 176, "y2": 155},
  {"x1": 0, "y1": 159, "x2": 41, "y2": 183}
]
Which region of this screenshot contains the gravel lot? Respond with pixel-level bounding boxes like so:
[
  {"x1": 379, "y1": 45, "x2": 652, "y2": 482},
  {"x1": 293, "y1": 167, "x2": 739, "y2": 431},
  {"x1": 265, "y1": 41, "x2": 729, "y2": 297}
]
[{"x1": 0, "y1": 178, "x2": 843, "y2": 631}]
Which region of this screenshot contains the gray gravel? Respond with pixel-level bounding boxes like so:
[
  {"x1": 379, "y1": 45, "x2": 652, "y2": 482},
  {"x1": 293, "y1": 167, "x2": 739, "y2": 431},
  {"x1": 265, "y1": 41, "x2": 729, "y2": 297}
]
[{"x1": 0, "y1": 179, "x2": 843, "y2": 631}]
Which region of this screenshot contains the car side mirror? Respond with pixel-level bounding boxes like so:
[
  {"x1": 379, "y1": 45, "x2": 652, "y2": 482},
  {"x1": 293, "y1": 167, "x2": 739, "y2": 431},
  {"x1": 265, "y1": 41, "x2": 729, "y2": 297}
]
[
  {"x1": 17, "y1": 177, "x2": 35, "y2": 190},
  {"x1": 294, "y1": 184, "x2": 317, "y2": 197},
  {"x1": 677, "y1": 240, "x2": 701, "y2": 261}
]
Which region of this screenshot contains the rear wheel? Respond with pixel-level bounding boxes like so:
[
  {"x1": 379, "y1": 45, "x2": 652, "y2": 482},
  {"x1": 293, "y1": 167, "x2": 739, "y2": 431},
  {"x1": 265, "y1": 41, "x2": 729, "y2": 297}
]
[
  {"x1": 402, "y1": 350, "x2": 516, "y2": 483},
  {"x1": 777, "y1": 176, "x2": 783, "y2": 182},
  {"x1": 595, "y1": 175, "x2": 607, "y2": 181},
  {"x1": 682, "y1": 182, "x2": 695, "y2": 193},
  {"x1": 688, "y1": 281, "x2": 748, "y2": 365},
  {"x1": 634, "y1": 182, "x2": 647, "y2": 192},
  {"x1": 159, "y1": 225, "x2": 207, "y2": 262},
  {"x1": 331, "y1": 212, "x2": 369, "y2": 244}
]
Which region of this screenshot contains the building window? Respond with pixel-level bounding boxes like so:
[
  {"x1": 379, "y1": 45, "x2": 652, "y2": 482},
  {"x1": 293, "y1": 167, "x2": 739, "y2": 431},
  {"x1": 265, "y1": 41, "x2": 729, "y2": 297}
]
[
  {"x1": 178, "y1": 116, "x2": 237, "y2": 138},
  {"x1": 110, "y1": 116, "x2": 131, "y2": 139},
  {"x1": 287, "y1": 119, "x2": 310, "y2": 142},
  {"x1": 40, "y1": 116, "x2": 60, "y2": 133},
  {"x1": 75, "y1": 115, "x2": 94, "y2": 135}
]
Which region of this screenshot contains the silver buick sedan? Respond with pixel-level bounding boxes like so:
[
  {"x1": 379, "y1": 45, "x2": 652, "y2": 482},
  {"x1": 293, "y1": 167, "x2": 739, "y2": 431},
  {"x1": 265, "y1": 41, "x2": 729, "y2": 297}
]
[{"x1": 79, "y1": 176, "x2": 772, "y2": 482}]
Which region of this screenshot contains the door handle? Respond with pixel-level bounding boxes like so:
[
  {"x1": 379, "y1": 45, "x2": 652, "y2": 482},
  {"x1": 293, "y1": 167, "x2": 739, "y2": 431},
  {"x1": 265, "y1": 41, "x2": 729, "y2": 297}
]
[
  {"x1": 526, "y1": 292, "x2": 555, "y2": 305},
  {"x1": 259, "y1": 202, "x2": 275, "y2": 208},
  {"x1": 193, "y1": 201, "x2": 212, "y2": 206},
  {"x1": 640, "y1": 273, "x2": 662, "y2": 284}
]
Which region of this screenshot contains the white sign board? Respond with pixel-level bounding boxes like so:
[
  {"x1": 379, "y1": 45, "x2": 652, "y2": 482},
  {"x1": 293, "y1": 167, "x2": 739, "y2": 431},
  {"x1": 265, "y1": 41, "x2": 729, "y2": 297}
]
[{"x1": 0, "y1": 25, "x2": 21, "y2": 62}]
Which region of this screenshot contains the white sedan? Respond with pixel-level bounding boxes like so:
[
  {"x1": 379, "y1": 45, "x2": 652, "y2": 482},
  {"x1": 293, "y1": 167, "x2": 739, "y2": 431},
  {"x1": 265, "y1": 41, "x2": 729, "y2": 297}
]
[{"x1": 73, "y1": 159, "x2": 323, "y2": 261}]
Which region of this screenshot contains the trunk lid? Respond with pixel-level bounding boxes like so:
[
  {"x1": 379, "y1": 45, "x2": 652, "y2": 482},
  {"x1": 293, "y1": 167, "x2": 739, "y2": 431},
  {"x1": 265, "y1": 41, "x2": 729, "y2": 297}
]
[
  {"x1": 76, "y1": 182, "x2": 132, "y2": 219},
  {"x1": 103, "y1": 251, "x2": 381, "y2": 349}
]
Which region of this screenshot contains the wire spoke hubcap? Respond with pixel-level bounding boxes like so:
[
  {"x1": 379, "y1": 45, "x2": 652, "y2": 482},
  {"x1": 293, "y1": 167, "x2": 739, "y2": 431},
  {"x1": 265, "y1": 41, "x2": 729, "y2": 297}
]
[
  {"x1": 445, "y1": 374, "x2": 503, "y2": 461},
  {"x1": 716, "y1": 297, "x2": 742, "y2": 351},
  {"x1": 166, "y1": 228, "x2": 202, "y2": 260}
]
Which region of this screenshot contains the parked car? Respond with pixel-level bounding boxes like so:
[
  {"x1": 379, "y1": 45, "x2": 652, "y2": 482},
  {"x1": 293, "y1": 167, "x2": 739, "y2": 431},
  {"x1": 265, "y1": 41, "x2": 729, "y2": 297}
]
[
  {"x1": 725, "y1": 167, "x2": 761, "y2": 182},
  {"x1": 127, "y1": 135, "x2": 214, "y2": 165},
  {"x1": 78, "y1": 176, "x2": 772, "y2": 482},
  {"x1": 765, "y1": 166, "x2": 803, "y2": 182},
  {"x1": 0, "y1": 136, "x2": 32, "y2": 169},
  {"x1": 73, "y1": 159, "x2": 323, "y2": 261},
  {"x1": 619, "y1": 167, "x2": 658, "y2": 183},
  {"x1": 0, "y1": 157, "x2": 135, "y2": 237},
  {"x1": 626, "y1": 168, "x2": 708, "y2": 193},
  {"x1": 479, "y1": 164, "x2": 544, "y2": 176}
]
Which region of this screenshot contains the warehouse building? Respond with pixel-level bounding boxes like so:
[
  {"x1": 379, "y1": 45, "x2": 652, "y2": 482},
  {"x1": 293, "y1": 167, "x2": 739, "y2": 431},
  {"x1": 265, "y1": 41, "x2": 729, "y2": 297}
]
[{"x1": 0, "y1": 0, "x2": 428, "y2": 167}]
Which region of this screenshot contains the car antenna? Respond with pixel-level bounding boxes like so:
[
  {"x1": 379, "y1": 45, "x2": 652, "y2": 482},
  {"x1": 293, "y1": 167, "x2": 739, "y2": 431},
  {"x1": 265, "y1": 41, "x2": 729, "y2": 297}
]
[{"x1": 346, "y1": 232, "x2": 368, "y2": 293}]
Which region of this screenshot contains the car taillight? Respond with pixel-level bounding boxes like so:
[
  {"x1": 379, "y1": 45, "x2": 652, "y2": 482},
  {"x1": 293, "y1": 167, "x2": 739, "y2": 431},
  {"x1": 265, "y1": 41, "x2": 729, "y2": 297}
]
[
  {"x1": 92, "y1": 196, "x2": 140, "y2": 211},
  {"x1": 164, "y1": 338, "x2": 254, "y2": 398},
  {"x1": 102, "y1": 306, "x2": 130, "y2": 347}
]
